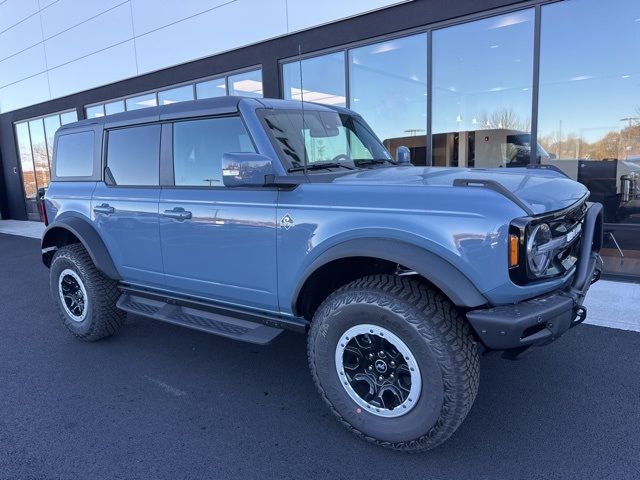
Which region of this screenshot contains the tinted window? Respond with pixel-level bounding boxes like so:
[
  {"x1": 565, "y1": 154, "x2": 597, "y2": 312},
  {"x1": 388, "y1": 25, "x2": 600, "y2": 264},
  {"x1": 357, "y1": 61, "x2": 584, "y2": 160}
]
[
  {"x1": 173, "y1": 117, "x2": 254, "y2": 187},
  {"x1": 107, "y1": 125, "x2": 160, "y2": 186},
  {"x1": 55, "y1": 131, "x2": 95, "y2": 178}
]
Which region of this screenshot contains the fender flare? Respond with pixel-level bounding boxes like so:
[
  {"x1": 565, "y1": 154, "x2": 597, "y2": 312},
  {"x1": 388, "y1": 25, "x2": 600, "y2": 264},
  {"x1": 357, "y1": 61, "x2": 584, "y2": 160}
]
[
  {"x1": 292, "y1": 238, "x2": 487, "y2": 311},
  {"x1": 41, "y1": 216, "x2": 121, "y2": 280}
]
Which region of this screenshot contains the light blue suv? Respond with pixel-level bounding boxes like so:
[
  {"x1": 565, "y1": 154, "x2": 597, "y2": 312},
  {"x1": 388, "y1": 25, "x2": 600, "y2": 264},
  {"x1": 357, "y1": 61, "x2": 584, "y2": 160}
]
[{"x1": 41, "y1": 96, "x2": 603, "y2": 451}]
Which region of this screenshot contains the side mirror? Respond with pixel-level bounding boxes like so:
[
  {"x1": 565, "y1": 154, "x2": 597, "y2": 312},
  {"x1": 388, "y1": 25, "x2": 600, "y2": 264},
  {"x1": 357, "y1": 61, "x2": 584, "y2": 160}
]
[
  {"x1": 222, "y1": 152, "x2": 276, "y2": 187},
  {"x1": 396, "y1": 146, "x2": 411, "y2": 165}
]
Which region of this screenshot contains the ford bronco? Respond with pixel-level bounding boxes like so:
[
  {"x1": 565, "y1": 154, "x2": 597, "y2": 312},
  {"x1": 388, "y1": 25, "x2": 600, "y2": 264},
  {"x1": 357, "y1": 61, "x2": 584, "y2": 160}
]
[{"x1": 41, "y1": 96, "x2": 602, "y2": 451}]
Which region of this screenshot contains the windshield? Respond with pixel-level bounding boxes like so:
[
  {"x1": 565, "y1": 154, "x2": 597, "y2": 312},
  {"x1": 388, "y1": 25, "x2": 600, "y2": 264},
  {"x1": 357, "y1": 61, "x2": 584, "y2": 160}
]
[{"x1": 258, "y1": 109, "x2": 393, "y2": 172}]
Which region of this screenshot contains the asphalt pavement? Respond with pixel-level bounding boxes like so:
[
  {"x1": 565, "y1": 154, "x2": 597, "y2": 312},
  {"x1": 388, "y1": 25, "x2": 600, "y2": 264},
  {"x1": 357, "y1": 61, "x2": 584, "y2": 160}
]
[{"x1": 1, "y1": 233, "x2": 639, "y2": 480}]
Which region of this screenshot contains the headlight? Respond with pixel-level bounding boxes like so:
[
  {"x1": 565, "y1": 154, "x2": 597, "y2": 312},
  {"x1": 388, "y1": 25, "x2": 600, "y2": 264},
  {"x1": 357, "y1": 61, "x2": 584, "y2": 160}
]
[{"x1": 527, "y1": 223, "x2": 552, "y2": 276}]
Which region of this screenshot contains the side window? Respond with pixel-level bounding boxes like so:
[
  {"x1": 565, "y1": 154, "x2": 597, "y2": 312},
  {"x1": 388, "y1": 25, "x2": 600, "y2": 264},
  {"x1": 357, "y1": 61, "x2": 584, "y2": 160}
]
[
  {"x1": 173, "y1": 116, "x2": 255, "y2": 187},
  {"x1": 55, "y1": 131, "x2": 95, "y2": 178},
  {"x1": 106, "y1": 125, "x2": 160, "y2": 186}
]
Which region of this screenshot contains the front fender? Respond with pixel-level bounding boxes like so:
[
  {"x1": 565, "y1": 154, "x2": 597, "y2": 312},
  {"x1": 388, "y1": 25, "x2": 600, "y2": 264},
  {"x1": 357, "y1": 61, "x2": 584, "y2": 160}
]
[
  {"x1": 42, "y1": 215, "x2": 120, "y2": 280},
  {"x1": 291, "y1": 237, "x2": 488, "y2": 310}
]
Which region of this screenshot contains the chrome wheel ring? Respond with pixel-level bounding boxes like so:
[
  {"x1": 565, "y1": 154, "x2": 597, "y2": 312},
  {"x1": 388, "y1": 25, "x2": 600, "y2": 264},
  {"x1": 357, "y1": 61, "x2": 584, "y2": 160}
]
[
  {"x1": 335, "y1": 324, "x2": 421, "y2": 418},
  {"x1": 58, "y1": 268, "x2": 88, "y2": 322}
]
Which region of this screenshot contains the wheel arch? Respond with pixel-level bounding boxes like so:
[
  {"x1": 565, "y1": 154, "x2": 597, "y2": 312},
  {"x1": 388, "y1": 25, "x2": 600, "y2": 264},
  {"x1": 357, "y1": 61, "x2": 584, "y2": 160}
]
[
  {"x1": 292, "y1": 238, "x2": 487, "y2": 320},
  {"x1": 42, "y1": 215, "x2": 120, "y2": 280}
]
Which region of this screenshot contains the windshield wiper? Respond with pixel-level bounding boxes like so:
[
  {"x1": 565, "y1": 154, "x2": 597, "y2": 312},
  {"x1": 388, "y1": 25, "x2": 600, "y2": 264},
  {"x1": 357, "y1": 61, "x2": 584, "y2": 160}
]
[
  {"x1": 354, "y1": 158, "x2": 396, "y2": 167},
  {"x1": 287, "y1": 162, "x2": 356, "y2": 173}
]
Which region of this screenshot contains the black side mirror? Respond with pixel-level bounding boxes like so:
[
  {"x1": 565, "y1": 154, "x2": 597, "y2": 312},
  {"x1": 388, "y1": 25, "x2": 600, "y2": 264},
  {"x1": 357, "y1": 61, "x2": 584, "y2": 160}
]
[
  {"x1": 396, "y1": 146, "x2": 411, "y2": 165},
  {"x1": 222, "y1": 152, "x2": 276, "y2": 187}
]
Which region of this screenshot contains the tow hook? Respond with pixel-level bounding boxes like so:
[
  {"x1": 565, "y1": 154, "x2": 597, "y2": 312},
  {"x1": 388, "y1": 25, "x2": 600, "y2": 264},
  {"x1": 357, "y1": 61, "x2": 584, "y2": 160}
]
[{"x1": 571, "y1": 306, "x2": 587, "y2": 327}]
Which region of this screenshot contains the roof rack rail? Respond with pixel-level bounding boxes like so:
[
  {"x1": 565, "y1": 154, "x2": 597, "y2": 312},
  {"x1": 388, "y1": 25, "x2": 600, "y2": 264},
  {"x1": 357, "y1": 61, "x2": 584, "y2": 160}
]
[{"x1": 452, "y1": 178, "x2": 535, "y2": 216}]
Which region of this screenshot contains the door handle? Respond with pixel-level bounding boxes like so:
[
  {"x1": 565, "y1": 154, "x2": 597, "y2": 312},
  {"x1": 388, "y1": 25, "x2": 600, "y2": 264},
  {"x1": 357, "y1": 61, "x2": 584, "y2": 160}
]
[
  {"x1": 162, "y1": 207, "x2": 192, "y2": 220},
  {"x1": 93, "y1": 203, "x2": 115, "y2": 215}
]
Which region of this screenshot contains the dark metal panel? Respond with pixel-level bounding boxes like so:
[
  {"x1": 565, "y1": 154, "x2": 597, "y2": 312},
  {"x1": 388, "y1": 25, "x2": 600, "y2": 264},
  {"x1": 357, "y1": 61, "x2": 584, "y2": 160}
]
[{"x1": 530, "y1": 4, "x2": 542, "y2": 165}]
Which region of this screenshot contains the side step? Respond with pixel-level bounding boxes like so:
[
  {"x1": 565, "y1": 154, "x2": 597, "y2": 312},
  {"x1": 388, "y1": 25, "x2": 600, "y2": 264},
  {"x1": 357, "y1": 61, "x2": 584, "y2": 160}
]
[{"x1": 117, "y1": 293, "x2": 284, "y2": 345}]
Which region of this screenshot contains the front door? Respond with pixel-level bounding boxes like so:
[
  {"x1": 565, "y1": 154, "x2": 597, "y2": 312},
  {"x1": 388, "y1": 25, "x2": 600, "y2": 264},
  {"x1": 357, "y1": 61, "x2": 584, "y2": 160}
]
[
  {"x1": 92, "y1": 124, "x2": 164, "y2": 287},
  {"x1": 159, "y1": 116, "x2": 278, "y2": 312}
]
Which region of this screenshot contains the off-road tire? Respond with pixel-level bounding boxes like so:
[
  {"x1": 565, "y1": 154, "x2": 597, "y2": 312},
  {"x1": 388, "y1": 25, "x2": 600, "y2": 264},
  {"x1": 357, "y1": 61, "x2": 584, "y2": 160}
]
[
  {"x1": 50, "y1": 243, "x2": 125, "y2": 341},
  {"x1": 308, "y1": 274, "x2": 479, "y2": 452}
]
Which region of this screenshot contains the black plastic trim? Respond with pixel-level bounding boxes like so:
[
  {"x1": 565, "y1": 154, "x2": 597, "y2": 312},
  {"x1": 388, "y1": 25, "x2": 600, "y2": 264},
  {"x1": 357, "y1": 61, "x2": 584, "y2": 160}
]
[
  {"x1": 292, "y1": 238, "x2": 488, "y2": 312},
  {"x1": 453, "y1": 178, "x2": 535, "y2": 216},
  {"x1": 41, "y1": 215, "x2": 121, "y2": 279},
  {"x1": 120, "y1": 285, "x2": 309, "y2": 334}
]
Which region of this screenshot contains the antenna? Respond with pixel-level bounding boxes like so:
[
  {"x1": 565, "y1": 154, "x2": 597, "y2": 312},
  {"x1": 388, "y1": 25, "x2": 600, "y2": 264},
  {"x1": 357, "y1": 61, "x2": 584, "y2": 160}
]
[{"x1": 298, "y1": 44, "x2": 308, "y2": 173}]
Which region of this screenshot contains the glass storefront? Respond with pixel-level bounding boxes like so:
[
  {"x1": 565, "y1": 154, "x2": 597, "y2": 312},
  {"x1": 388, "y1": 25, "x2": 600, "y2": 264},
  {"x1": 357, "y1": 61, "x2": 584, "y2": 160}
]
[
  {"x1": 278, "y1": 0, "x2": 640, "y2": 279},
  {"x1": 282, "y1": 35, "x2": 427, "y2": 161},
  {"x1": 349, "y1": 34, "x2": 428, "y2": 161},
  {"x1": 282, "y1": 52, "x2": 346, "y2": 106},
  {"x1": 538, "y1": 0, "x2": 640, "y2": 278},
  {"x1": 85, "y1": 68, "x2": 263, "y2": 118},
  {"x1": 432, "y1": 10, "x2": 535, "y2": 169},
  {"x1": 14, "y1": 110, "x2": 78, "y2": 220},
  {"x1": 228, "y1": 69, "x2": 263, "y2": 97}
]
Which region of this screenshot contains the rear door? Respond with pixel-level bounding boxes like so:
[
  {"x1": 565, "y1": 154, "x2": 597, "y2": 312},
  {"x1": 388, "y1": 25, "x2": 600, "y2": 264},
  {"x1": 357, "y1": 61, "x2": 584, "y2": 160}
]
[
  {"x1": 158, "y1": 115, "x2": 278, "y2": 312},
  {"x1": 92, "y1": 124, "x2": 164, "y2": 287}
]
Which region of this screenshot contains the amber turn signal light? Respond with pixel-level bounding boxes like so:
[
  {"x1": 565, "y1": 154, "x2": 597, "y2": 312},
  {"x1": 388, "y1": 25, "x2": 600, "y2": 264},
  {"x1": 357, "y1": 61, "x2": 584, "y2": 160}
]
[{"x1": 509, "y1": 234, "x2": 519, "y2": 267}]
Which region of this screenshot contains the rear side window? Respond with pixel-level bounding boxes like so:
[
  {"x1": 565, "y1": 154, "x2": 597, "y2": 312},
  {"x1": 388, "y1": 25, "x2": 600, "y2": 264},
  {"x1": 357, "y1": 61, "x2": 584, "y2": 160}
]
[
  {"x1": 173, "y1": 116, "x2": 254, "y2": 187},
  {"x1": 106, "y1": 125, "x2": 160, "y2": 186},
  {"x1": 55, "y1": 131, "x2": 94, "y2": 178}
]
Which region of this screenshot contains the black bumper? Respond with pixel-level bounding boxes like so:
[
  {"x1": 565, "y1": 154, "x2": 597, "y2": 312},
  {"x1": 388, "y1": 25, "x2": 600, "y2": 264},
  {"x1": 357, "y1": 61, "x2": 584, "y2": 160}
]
[{"x1": 467, "y1": 203, "x2": 603, "y2": 352}]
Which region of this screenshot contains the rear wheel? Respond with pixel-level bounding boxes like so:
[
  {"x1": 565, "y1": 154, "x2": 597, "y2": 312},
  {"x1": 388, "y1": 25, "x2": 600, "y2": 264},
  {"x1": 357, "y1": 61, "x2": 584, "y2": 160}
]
[
  {"x1": 308, "y1": 274, "x2": 479, "y2": 452},
  {"x1": 50, "y1": 243, "x2": 125, "y2": 341}
]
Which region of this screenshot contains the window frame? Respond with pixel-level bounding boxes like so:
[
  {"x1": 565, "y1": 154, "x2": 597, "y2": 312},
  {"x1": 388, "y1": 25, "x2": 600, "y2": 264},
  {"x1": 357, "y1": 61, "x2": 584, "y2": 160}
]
[{"x1": 50, "y1": 125, "x2": 102, "y2": 183}]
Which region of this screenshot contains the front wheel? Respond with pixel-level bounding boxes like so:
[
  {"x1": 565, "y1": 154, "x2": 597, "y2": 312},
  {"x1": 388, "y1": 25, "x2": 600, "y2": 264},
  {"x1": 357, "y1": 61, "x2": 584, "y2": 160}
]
[{"x1": 307, "y1": 274, "x2": 480, "y2": 452}]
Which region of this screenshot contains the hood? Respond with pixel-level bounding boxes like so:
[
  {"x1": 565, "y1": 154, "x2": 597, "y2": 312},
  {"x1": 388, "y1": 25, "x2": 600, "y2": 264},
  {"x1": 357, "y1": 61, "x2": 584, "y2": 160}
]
[{"x1": 332, "y1": 166, "x2": 588, "y2": 215}]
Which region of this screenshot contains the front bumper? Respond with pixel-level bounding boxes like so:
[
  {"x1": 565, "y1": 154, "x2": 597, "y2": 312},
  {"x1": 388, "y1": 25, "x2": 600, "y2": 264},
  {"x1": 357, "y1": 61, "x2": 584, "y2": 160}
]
[{"x1": 467, "y1": 202, "x2": 603, "y2": 353}]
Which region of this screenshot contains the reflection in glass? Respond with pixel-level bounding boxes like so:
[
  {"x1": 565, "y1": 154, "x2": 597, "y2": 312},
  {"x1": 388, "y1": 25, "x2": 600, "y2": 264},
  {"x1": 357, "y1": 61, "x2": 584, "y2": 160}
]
[
  {"x1": 538, "y1": 0, "x2": 640, "y2": 278},
  {"x1": 196, "y1": 77, "x2": 226, "y2": 99},
  {"x1": 86, "y1": 105, "x2": 105, "y2": 118},
  {"x1": 105, "y1": 100, "x2": 125, "y2": 115},
  {"x1": 60, "y1": 110, "x2": 78, "y2": 125},
  {"x1": 283, "y1": 52, "x2": 346, "y2": 106},
  {"x1": 28, "y1": 119, "x2": 50, "y2": 189},
  {"x1": 349, "y1": 34, "x2": 427, "y2": 162},
  {"x1": 158, "y1": 85, "x2": 194, "y2": 105},
  {"x1": 228, "y1": 69, "x2": 263, "y2": 98},
  {"x1": 126, "y1": 93, "x2": 158, "y2": 111},
  {"x1": 173, "y1": 117, "x2": 255, "y2": 187},
  {"x1": 44, "y1": 114, "x2": 61, "y2": 161},
  {"x1": 432, "y1": 10, "x2": 534, "y2": 168},
  {"x1": 15, "y1": 123, "x2": 36, "y2": 199}
]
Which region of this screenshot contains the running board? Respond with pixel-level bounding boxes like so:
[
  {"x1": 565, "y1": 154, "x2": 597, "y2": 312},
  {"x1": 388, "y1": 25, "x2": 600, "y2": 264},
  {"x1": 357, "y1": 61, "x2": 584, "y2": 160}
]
[{"x1": 117, "y1": 293, "x2": 287, "y2": 345}]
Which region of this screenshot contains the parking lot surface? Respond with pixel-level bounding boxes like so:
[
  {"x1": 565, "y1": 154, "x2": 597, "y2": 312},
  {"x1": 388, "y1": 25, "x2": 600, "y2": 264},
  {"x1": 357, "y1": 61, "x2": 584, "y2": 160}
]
[{"x1": 1, "y1": 233, "x2": 639, "y2": 480}]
